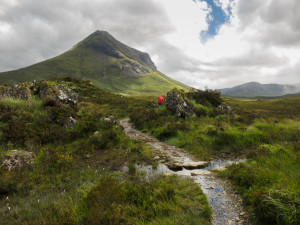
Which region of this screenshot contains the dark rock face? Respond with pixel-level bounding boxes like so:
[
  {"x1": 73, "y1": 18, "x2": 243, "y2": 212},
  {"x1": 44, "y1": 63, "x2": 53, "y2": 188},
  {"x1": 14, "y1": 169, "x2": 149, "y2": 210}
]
[
  {"x1": 166, "y1": 88, "x2": 194, "y2": 117},
  {"x1": 1, "y1": 150, "x2": 35, "y2": 171}
]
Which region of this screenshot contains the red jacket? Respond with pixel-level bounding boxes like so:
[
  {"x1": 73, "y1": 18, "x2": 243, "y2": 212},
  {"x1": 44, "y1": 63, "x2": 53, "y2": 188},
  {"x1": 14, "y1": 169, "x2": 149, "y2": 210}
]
[{"x1": 158, "y1": 96, "x2": 164, "y2": 104}]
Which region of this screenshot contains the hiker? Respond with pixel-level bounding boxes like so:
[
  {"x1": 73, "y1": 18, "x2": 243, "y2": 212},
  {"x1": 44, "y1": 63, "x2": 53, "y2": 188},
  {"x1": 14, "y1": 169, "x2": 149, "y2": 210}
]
[{"x1": 158, "y1": 96, "x2": 163, "y2": 108}]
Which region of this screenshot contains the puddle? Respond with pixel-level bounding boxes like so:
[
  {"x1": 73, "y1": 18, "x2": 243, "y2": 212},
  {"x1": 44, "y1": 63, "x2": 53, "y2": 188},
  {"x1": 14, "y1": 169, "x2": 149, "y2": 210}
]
[{"x1": 120, "y1": 118, "x2": 250, "y2": 225}]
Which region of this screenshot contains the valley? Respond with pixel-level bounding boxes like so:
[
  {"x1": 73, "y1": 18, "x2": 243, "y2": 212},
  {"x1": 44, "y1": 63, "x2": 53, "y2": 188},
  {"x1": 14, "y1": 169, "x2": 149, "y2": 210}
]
[{"x1": 0, "y1": 78, "x2": 299, "y2": 225}]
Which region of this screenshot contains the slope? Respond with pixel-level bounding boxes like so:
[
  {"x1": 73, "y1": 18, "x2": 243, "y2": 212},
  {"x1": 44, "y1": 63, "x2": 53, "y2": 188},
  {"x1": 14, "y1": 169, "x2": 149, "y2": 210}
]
[
  {"x1": 219, "y1": 81, "x2": 299, "y2": 97},
  {"x1": 0, "y1": 31, "x2": 190, "y2": 96}
]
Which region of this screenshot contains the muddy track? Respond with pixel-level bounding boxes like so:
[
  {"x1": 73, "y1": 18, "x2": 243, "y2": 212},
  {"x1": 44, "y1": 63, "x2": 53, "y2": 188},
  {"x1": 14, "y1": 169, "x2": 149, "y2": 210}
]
[{"x1": 120, "y1": 118, "x2": 251, "y2": 225}]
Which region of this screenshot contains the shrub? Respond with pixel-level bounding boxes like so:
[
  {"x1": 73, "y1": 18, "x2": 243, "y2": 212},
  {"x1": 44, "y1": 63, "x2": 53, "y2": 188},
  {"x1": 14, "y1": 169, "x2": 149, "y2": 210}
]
[
  {"x1": 186, "y1": 88, "x2": 223, "y2": 107},
  {"x1": 43, "y1": 97, "x2": 61, "y2": 107}
]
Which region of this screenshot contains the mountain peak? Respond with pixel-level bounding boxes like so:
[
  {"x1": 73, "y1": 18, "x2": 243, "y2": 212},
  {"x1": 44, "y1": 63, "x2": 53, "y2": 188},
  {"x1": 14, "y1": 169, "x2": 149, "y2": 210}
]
[
  {"x1": 0, "y1": 30, "x2": 191, "y2": 95},
  {"x1": 78, "y1": 30, "x2": 157, "y2": 71},
  {"x1": 90, "y1": 30, "x2": 113, "y2": 38}
]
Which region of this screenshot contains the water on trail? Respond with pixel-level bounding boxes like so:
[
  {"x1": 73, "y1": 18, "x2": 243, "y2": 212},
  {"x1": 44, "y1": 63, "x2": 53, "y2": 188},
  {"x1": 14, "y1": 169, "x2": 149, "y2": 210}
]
[{"x1": 120, "y1": 118, "x2": 250, "y2": 225}]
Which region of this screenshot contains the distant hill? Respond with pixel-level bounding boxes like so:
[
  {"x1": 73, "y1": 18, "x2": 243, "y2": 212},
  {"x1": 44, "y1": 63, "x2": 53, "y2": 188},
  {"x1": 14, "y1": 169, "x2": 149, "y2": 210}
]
[
  {"x1": 0, "y1": 30, "x2": 189, "y2": 95},
  {"x1": 219, "y1": 82, "x2": 299, "y2": 97}
]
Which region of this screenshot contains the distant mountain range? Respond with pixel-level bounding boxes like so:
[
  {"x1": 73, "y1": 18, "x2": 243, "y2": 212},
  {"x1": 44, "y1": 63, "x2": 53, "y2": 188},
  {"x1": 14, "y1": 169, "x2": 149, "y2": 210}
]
[
  {"x1": 219, "y1": 82, "x2": 300, "y2": 97},
  {"x1": 0, "y1": 30, "x2": 189, "y2": 95}
]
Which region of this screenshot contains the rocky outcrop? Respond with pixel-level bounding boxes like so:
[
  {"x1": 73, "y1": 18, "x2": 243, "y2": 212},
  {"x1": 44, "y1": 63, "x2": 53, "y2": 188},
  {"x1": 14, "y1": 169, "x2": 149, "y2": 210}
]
[
  {"x1": 120, "y1": 60, "x2": 151, "y2": 76},
  {"x1": 1, "y1": 150, "x2": 35, "y2": 171},
  {"x1": 166, "y1": 88, "x2": 194, "y2": 117},
  {"x1": 39, "y1": 82, "x2": 78, "y2": 107},
  {"x1": 0, "y1": 83, "x2": 32, "y2": 100},
  {"x1": 0, "y1": 81, "x2": 78, "y2": 107}
]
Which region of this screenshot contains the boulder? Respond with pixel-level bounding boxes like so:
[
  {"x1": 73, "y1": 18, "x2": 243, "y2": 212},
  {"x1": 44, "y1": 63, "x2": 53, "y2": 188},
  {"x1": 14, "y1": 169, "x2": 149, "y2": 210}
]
[
  {"x1": 64, "y1": 116, "x2": 77, "y2": 129},
  {"x1": 39, "y1": 82, "x2": 78, "y2": 107},
  {"x1": 183, "y1": 161, "x2": 209, "y2": 170},
  {"x1": 166, "y1": 88, "x2": 194, "y2": 117},
  {"x1": 101, "y1": 116, "x2": 119, "y2": 125},
  {"x1": 57, "y1": 85, "x2": 78, "y2": 107},
  {"x1": 166, "y1": 162, "x2": 183, "y2": 171},
  {"x1": 0, "y1": 83, "x2": 32, "y2": 100},
  {"x1": 1, "y1": 150, "x2": 35, "y2": 171},
  {"x1": 217, "y1": 104, "x2": 234, "y2": 116}
]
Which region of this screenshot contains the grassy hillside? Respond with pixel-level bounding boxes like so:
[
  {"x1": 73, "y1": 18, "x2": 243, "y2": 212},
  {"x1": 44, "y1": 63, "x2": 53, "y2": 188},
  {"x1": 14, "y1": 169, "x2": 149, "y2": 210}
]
[
  {"x1": 0, "y1": 31, "x2": 190, "y2": 96},
  {"x1": 219, "y1": 82, "x2": 299, "y2": 97},
  {"x1": 130, "y1": 92, "x2": 300, "y2": 225},
  {"x1": 0, "y1": 78, "x2": 210, "y2": 225}
]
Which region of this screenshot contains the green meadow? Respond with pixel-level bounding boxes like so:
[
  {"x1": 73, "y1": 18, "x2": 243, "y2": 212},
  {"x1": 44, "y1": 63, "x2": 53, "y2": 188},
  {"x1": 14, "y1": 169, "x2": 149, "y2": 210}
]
[
  {"x1": 130, "y1": 92, "x2": 300, "y2": 225},
  {"x1": 0, "y1": 78, "x2": 210, "y2": 225}
]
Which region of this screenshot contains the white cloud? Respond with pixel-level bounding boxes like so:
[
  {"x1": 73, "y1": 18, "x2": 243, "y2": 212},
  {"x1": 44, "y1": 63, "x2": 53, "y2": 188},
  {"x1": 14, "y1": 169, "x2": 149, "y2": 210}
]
[{"x1": 0, "y1": 0, "x2": 299, "y2": 89}]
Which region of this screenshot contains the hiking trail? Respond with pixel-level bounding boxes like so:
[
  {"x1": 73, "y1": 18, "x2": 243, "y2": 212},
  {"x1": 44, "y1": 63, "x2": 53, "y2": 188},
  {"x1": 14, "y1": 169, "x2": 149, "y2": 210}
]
[{"x1": 120, "y1": 118, "x2": 251, "y2": 225}]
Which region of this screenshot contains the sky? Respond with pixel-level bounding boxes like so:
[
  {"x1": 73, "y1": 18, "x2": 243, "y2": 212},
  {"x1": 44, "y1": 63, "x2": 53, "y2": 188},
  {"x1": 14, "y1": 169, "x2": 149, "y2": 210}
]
[{"x1": 0, "y1": 0, "x2": 299, "y2": 89}]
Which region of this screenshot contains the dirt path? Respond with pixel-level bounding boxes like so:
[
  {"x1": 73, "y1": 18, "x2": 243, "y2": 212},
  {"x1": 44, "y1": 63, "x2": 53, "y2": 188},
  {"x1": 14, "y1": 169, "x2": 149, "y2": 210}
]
[{"x1": 120, "y1": 118, "x2": 250, "y2": 225}]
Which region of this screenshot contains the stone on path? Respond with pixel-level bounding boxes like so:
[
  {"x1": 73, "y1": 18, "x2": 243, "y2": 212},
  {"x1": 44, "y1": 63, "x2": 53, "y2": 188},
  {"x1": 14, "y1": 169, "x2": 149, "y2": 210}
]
[
  {"x1": 166, "y1": 162, "x2": 183, "y2": 171},
  {"x1": 212, "y1": 167, "x2": 227, "y2": 172},
  {"x1": 183, "y1": 161, "x2": 209, "y2": 170}
]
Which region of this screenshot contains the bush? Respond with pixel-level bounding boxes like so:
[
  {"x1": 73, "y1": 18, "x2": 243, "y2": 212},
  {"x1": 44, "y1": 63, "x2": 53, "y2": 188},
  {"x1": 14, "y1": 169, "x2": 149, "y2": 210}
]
[{"x1": 186, "y1": 88, "x2": 223, "y2": 107}]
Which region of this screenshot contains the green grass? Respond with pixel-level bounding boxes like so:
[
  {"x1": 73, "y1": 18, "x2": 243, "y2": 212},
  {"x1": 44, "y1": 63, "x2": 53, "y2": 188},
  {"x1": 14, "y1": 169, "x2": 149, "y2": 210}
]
[
  {"x1": 130, "y1": 92, "x2": 300, "y2": 224},
  {"x1": 0, "y1": 78, "x2": 210, "y2": 225}
]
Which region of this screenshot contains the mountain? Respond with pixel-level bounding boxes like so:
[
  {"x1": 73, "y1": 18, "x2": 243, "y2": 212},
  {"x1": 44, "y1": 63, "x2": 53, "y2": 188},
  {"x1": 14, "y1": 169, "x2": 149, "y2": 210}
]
[
  {"x1": 219, "y1": 82, "x2": 299, "y2": 97},
  {"x1": 0, "y1": 30, "x2": 189, "y2": 95}
]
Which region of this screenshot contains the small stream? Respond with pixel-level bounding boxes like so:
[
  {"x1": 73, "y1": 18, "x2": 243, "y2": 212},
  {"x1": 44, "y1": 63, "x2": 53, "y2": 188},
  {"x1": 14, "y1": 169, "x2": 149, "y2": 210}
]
[{"x1": 120, "y1": 118, "x2": 250, "y2": 225}]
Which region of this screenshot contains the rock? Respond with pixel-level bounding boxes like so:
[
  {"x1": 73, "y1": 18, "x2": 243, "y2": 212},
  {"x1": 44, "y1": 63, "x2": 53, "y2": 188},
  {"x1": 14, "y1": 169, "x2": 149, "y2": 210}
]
[
  {"x1": 101, "y1": 116, "x2": 119, "y2": 125},
  {"x1": 39, "y1": 82, "x2": 78, "y2": 107},
  {"x1": 1, "y1": 150, "x2": 35, "y2": 171},
  {"x1": 153, "y1": 156, "x2": 160, "y2": 160},
  {"x1": 191, "y1": 170, "x2": 212, "y2": 176},
  {"x1": 235, "y1": 217, "x2": 240, "y2": 222},
  {"x1": 166, "y1": 88, "x2": 194, "y2": 117},
  {"x1": 227, "y1": 220, "x2": 234, "y2": 225},
  {"x1": 93, "y1": 131, "x2": 100, "y2": 136},
  {"x1": 183, "y1": 161, "x2": 209, "y2": 170},
  {"x1": 57, "y1": 85, "x2": 78, "y2": 107},
  {"x1": 239, "y1": 212, "x2": 246, "y2": 216},
  {"x1": 0, "y1": 83, "x2": 32, "y2": 100},
  {"x1": 212, "y1": 167, "x2": 227, "y2": 172},
  {"x1": 217, "y1": 104, "x2": 234, "y2": 116},
  {"x1": 64, "y1": 116, "x2": 77, "y2": 129},
  {"x1": 0, "y1": 81, "x2": 78, "y2": 107},
  {"x1": 164, "y1": 173, "x2": 173, "y2": 177},
  {"x1": 166, "y1": 162, "x2": 183, "y2": 171}
]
